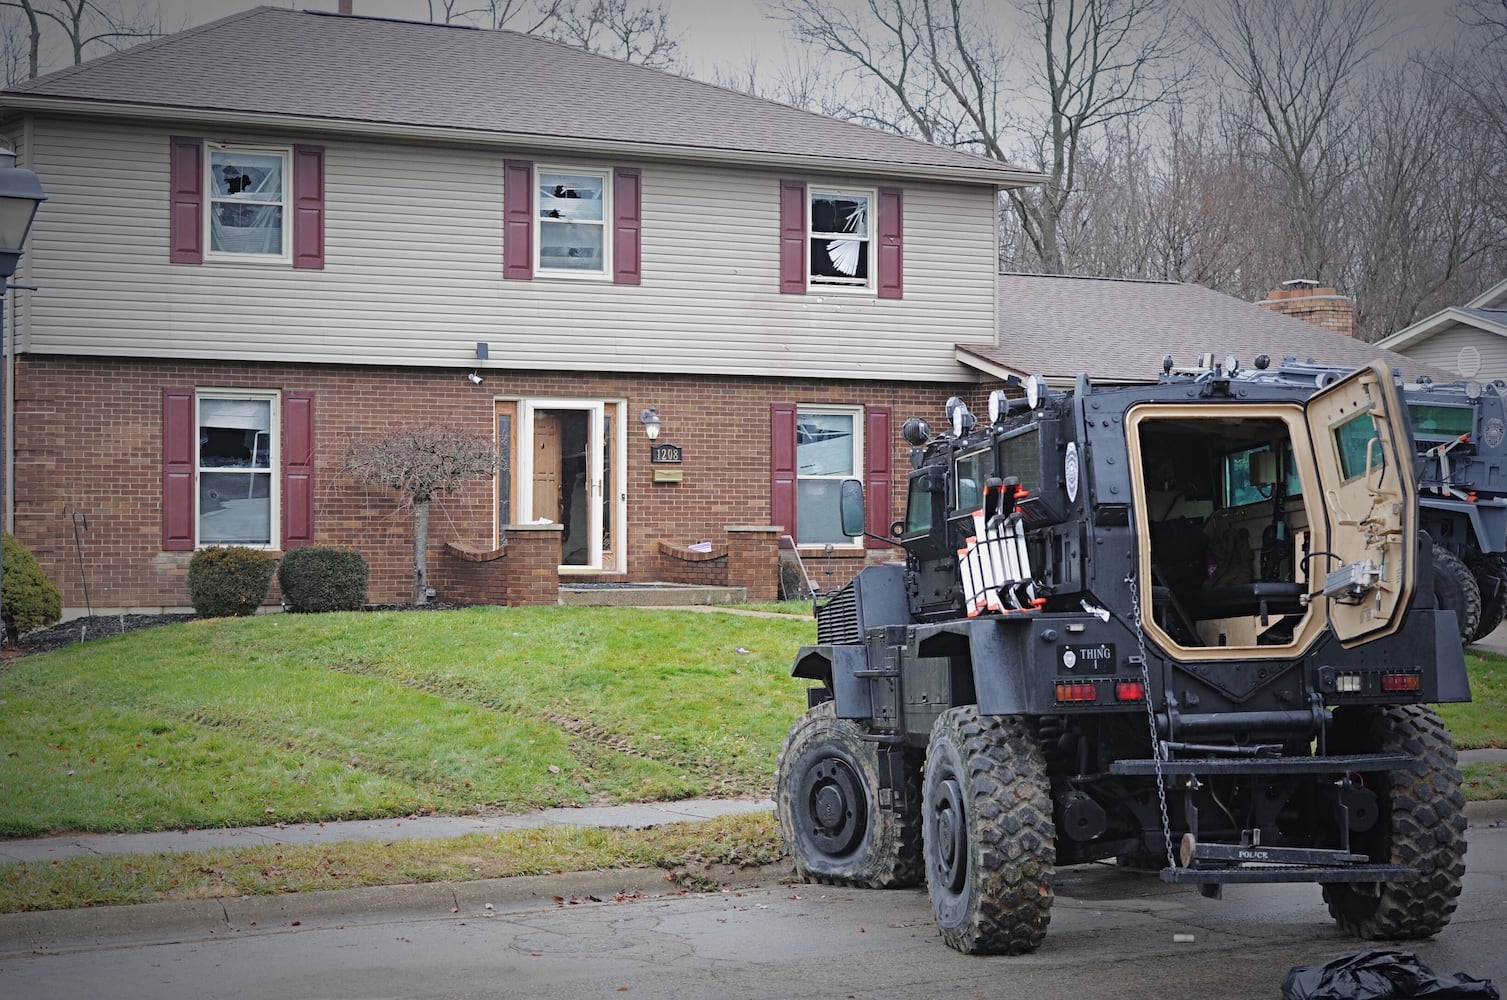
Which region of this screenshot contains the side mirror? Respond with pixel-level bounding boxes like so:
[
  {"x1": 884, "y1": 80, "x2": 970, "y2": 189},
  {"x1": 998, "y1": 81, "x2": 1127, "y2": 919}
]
[{"x1": 839, "y1": 479, "x2": 866, "y2": 538}]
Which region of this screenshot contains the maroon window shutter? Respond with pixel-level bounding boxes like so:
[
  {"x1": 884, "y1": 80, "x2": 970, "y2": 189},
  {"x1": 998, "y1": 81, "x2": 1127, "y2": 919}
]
[
  {"x1": 771, "y1": 403, "x2": 798, "y2": 537},
  {"x1": 503, "y1": 159, "x2": 534, "y2": 280},
  {"x1": 877, "y1": 187, "x2": 903, "y2": 299},
  {"x1": 613, "y1": 167, "x2": 641, "y2": 285},
  {"x1": 864, "y1": 406, "x2": 893, "y2": 548},
  {"x1": 779, "y1": 180, "x2": 806, "y2": 294},
  {"x1": 169, "y1": 137, "x2": 203, "y2": 264},
  {"x1": 162, "y1": 387, "x2": 196, "y2": 550},
  {"x1": 292, "y1": 145, "x2": 325, "y2": 270},
  {"x1": 282, "y1": 392, "x2": 315, "y2": 549}
]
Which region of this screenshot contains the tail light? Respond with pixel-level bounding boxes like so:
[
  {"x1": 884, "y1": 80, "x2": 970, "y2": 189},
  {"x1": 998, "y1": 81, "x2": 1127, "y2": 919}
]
[
  {"x1": 1055, "y1": 683, "x2": 1097, "y2": 703},
  {"x1": 1115, "y1": 681, "x2": 1146, "y2": 702},
  {"x1": 1381, "y1": 671, "x2": 1422, "y2": 693}
]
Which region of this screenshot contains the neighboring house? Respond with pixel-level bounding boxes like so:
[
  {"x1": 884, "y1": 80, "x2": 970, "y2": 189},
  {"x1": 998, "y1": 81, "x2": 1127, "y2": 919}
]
[
  {"x1": 0, "y1": 6, "x2": 1044, "y2": 612},
  {"x1": 959, "y1": 273, "x2": 1433, "y2": 386},
  {"x1": 1375, "y1": 278, "x2": 1507, "y2": 383}
]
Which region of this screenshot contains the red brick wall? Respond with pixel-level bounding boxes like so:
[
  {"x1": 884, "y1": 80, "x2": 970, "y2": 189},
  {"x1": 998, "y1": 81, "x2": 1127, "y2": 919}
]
[
  {"x1": 435, "y1": 526, "x2": 561, "y2": 606},
  {"x1": 655, "y1": 539, "x2": 729, "y2": 586},
  {"x1": 726, "y1": 525, "x2": 781, "y2": 601},
  {"x1": 11, "y1": 356, "x2": 967, "y2": 611}
]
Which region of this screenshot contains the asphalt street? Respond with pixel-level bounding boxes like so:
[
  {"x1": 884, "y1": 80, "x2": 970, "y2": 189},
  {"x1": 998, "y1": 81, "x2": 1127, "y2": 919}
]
[{"x1": 3, "y1": 817, "x2": 1504, "y2": 1000}]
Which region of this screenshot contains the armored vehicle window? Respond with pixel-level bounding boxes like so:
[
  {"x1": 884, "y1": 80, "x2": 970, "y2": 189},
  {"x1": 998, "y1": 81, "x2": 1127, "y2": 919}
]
[
  {"x1": 1224, "y1": 444, "x2": 1300, "y2": 507},
  {"x1": 1333, "y1": 411, "x2": 1381, "y2": 482},
  {"x1": 906, "y1": 472, "x2": 936, "y2": 534},
  {"x1": 955, "y1": 448, "x2": 989, "y2": 511},
  {"x1": 1408, "y1": 403, "x2": 1473, "y2": 440},
  {"x1": 998, "y1": 427, "x2": 1043, "y2": 495}
]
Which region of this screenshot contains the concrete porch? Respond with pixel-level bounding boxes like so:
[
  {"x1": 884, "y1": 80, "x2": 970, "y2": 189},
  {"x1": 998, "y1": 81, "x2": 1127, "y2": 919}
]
[{"x1": 558, "y1": 582, "x2": 748, "y2": 606}]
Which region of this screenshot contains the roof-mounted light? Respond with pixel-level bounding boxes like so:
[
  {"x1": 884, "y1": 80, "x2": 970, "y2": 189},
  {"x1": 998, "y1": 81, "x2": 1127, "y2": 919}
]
[
  {"x1": 902, "y1": 416, "x2": 933, "y2": 447},
  {"x1": 945, "y1": 397, "x2": 974, "y2": 437},
  {"x1": 988, "y1": 389, "x2": 1007, "y2": 423},
  {"x1": 1026, "y1": 374, "x2": 1046, "y2": 410}
]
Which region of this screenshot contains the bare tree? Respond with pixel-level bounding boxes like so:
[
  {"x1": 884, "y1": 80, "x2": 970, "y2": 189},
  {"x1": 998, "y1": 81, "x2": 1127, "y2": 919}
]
[
  {"x1": 1189, "y1": 0, "x2": 1385, "y2": 285},
  {"x1": 0, "y1": 0, "x2": 161, "y2": 78},
  {"x1": 549, "y1": 0, "x2": 681, "y2": 68},
  {"x1": 422, "y1": 0, "x2": 563, "y2": 34},
  {"x1": 1337, "y1": 61, "x2": 1505, "y2": 341},
  {"x1": 414, "y1": 0, "x2": 679, "y2": 67},
  {"x1": 774, "y1": 0, "x2": 1185, "y2": 273},
  {"x1": 344, "y1": 423, "x2": 497, "y2": 606},
  {"x1": 0, "y1": 6, "x2": 32, "y2": 84}
]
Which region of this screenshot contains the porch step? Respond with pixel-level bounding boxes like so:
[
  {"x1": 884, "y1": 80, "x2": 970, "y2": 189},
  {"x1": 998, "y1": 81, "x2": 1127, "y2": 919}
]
[{"x1": 558, "y1": 583, "x2": 748, "y2": 607}]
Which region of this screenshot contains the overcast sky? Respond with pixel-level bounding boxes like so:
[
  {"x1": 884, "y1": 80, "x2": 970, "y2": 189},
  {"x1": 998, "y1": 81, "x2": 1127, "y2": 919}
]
[
  {"x1": 151, "y1": 1, "x2": 1476, "y2": 81},
  {"x1": 159, "y1": 0, "x2": 783, "y2": 80}
]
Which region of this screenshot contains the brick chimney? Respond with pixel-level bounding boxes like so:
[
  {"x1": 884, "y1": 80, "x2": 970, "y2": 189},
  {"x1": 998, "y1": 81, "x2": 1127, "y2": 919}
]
[
  {"x1": 1256, "y1": 279, "x2": 1355, "y2": 337},
  {"x1": 338, "y1": 0, "x2": 353, "y2": 13}
]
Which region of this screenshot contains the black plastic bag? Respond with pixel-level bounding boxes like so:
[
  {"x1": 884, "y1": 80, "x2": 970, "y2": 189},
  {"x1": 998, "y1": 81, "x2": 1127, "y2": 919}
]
[{"x1": 1284, "y1": 949, "x2": 1500, "y2": 1000}]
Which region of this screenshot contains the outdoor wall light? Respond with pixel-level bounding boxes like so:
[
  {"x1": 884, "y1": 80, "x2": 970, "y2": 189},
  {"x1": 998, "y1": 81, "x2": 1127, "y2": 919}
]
[{"x1": 639, "y1": 406, "x2": 662, "y2": 440}]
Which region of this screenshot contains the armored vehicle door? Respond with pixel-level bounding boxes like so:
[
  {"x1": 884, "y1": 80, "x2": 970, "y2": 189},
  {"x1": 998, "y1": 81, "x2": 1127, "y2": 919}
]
[{"x1": 1305, "y1": 362, "x2": 1417, "y2": 647}]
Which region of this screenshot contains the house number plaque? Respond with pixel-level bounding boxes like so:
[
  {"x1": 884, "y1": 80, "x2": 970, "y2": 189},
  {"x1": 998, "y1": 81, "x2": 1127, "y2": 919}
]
[{"x1": 650, "y1": 443, "x2": 683, "y2": 464}]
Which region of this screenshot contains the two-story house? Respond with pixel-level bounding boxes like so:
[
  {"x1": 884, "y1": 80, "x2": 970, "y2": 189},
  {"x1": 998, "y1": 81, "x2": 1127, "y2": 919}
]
[{"x1": 0, "y1": 6, "x2": 1044, "y2": 612}]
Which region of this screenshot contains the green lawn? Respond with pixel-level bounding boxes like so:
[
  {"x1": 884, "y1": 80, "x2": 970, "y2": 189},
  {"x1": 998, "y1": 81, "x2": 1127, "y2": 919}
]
[
  {"x1": 0, "y1": 606, "x2": 815, "y2": 837},
  {"x1": 1440, "y1": 648, "x2": 1507, "y2": 750}
]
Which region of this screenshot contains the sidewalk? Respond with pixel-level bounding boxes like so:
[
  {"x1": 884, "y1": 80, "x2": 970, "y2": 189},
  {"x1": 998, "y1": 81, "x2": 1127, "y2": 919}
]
[
  {"x1": 0, "y1": 797, "x2": 776, "y2": 866},
  {"x1": 6, "y1": 746, "x2": 1507, "y2": 867}
]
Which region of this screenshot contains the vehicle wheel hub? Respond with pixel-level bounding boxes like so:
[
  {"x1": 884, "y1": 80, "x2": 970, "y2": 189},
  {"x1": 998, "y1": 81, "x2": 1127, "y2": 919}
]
[{"x1": 803, "y1": 757, "x2": 866, "y2": 855}]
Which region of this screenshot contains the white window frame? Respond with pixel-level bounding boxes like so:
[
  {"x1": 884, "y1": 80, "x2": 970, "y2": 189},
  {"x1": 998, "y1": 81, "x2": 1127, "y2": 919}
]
[
  {"x1": 195, "y1": 389, "x2": 281, "y2": 550},
  {"x1": 204, "y1": 142, "x2": 292, "y2": 264},
  {"x1": 534, "y1": 164, "x2": 612, "y2": 279},
  {"x1": 796, "y1": 403, "x2": 865, "y2": 550},
  {"x1": 808, "y1": 187, "x2": 874, "y2": 291}
]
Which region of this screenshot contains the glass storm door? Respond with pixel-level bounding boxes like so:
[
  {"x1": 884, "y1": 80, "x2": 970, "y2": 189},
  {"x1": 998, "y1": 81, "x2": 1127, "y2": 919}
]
[{"x1": 516, "y1": 399, "x2": 622, "y2": 572}]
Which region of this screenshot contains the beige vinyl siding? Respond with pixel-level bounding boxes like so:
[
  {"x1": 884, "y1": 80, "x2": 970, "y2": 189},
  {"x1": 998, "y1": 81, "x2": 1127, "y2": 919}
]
[
  {"x1": 21, "y1": 117, "x2": 998, "y2": 383},
  {"x1": 1400, "y1": 326, "x2": 1507, "y2": 384}
]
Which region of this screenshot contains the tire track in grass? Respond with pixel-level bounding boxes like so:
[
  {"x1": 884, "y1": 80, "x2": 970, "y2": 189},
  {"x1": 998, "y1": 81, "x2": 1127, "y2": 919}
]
[
  {"x1": 180, "y1": 705, "x2": 478, "y2": 799},
  {"x1": 317, "y1": 659, "x2": 718, "y2": 783}
]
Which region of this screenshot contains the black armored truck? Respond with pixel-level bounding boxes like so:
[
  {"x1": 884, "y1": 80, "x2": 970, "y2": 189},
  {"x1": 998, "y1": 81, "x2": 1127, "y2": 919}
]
[{"x1": 775, "y1": 359, "x2": 1472, "y2": 955}]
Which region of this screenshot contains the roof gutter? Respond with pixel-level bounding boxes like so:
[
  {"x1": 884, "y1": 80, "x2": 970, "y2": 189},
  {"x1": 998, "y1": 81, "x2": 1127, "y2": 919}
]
[
  {"x1": 954, "y1": 345, "x2": 1155, "y2": 389},
  {"x1": 0, "y1": 96, "x2": 1049, "y2": 189}
]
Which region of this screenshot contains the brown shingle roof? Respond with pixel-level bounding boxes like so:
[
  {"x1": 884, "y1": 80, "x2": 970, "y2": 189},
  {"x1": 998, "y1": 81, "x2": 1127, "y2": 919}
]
[
  {"x1": 1, "y1": 7, "x2": 1041, "y2": 185},
  {"x1": 962, "y1": 273, "x2": 1439, "y2": 383}
]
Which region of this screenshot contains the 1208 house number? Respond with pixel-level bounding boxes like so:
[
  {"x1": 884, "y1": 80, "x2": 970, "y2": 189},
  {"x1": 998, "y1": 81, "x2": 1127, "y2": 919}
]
[{"x1": 650, "y1": 444, "x2": 683, "y2": 464}]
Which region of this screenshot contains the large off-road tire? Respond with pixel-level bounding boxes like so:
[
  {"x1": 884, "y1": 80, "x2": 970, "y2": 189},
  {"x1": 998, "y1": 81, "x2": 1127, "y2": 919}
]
[
  {"x1": 1321, "y1": 705, "x2": 1467, "y2": 939},
  {"x1": 922, "y1": 707, "x2": 1055, "y2": 955},
  {"x1": 1432, "y1": 545, "x2": 1482, "y2": 645},
  {"x1": 776, "y1": 701, "x2": 923, "y2": 888},
  {"x1": 1467, "y1": 552, "x2": 1507, "y2": 644}
]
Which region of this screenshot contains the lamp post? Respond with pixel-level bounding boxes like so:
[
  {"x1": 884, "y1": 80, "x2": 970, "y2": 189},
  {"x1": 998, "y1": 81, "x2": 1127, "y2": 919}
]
[{"x1": 0, "y1": 144, "x2": 46, "y2": 624}]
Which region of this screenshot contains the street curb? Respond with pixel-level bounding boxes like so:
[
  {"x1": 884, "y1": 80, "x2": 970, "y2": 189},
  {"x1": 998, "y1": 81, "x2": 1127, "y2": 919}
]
[
  {"x1": 6, "y1": 802, "x2": 1504, "y2": 958},
  {"x1": 0, "y1": 865, "x2": 788, "y2": 960}
]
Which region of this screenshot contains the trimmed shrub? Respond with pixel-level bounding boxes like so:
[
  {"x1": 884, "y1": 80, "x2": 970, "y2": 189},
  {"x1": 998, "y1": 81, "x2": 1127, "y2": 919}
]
[
  {"x1": 186, "y1": 546, "x2": 275, "y2": 618},
  {"x1": 277, "y1": 545, "x2": 369, "y2": 613},
  {"x1": 2, "y1": 532, "x2": 62, "y2": 643}
]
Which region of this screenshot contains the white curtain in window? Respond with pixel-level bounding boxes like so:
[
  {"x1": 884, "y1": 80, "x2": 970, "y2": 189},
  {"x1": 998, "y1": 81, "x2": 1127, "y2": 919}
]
[
  {"x1": 201, "y1": 398, "x2": 270, "y2": 431},
  {"x1": 210, "y1": 151, "x2": 284, "y2": 254}
]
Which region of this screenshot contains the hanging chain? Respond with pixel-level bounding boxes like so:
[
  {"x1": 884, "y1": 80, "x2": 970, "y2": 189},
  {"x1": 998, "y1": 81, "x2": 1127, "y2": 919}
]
[{"x1": 1127, "y1": 571, "x2": 1176, "y2": 870}]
